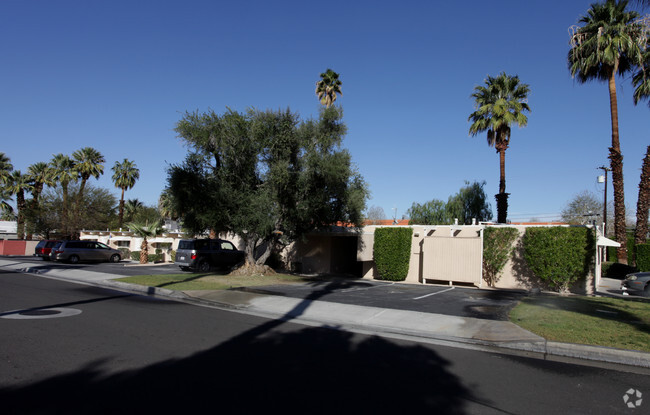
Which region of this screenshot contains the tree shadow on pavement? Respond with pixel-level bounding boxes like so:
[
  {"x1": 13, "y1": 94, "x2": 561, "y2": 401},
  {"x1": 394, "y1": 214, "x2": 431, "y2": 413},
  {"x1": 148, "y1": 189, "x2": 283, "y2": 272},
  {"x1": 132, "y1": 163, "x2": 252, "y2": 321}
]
[{"x1": 0, "y1": 281, "x2": 486, "y2": 414}]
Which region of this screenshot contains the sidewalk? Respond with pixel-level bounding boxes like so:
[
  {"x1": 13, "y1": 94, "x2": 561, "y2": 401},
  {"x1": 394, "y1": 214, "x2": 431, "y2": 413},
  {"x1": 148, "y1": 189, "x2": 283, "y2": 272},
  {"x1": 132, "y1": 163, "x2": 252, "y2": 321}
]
[{"x1": 2, "y1": 258, "x2": 649, "y2": 372}]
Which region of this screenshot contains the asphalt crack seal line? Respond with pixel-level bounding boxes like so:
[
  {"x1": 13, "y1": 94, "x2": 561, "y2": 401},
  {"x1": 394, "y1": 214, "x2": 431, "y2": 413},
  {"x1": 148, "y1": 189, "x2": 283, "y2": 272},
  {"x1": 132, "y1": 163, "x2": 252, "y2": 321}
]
[{"x1": 1, "y1": 308, "x2": 82, "y2": 320}]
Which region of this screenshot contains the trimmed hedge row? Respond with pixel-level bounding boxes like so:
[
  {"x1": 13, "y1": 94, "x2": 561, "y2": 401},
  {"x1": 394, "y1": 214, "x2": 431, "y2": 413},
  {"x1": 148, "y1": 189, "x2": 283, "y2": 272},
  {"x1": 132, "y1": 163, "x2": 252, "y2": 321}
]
[
  {"x1": 373, "y1": 227, "x2": 413, "y2": 281},
  {"x1": 637, "y1": 243, "x2": 650, "y2": 272},
  {"x1": 130, "y1": 251, "x2": 164, "y2": 263},
  {"x1": 523, "y1": 227, "x2": 595, "y2": 292}
]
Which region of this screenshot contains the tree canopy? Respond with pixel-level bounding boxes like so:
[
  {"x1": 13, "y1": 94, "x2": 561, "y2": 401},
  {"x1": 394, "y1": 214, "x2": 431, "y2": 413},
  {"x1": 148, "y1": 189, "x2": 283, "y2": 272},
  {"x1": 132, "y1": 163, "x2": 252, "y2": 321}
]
[
  {"x1": 166, "y1": 106, "x2": 368, "y2": 271},
  {"x1": 407, "y1": 181, "x2": 492, "y2": 225}
]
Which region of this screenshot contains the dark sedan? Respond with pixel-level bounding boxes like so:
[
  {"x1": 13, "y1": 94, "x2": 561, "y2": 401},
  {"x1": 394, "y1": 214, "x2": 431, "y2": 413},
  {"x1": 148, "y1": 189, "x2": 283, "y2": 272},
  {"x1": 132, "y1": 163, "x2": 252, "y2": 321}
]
[{"x1": 621, "y1": 271, "x2": 650, "y2": 296}]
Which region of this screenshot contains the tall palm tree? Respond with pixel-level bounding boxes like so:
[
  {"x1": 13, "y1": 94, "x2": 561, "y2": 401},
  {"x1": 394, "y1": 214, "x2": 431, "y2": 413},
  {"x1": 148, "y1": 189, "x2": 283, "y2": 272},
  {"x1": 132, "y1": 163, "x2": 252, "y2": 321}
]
[
  {"x1": 49, "y1": 153, "x2": 77, "y2": 236},
  {"x1": 111, "y1": 159, "x2": 140, "y2": 228},
  {"x1": 127, "y1": 220, "x2": 163, "y2": 264},
  {"x1": 0, "y1": 153, "x2": 14, "y2": 215},
  {"x1": 25, "y1": 162, "x2": 52, "y2": 239},
  {"x1": 468, "y1": 72, "x2": 531, "y2": 223},
  {"x1": 315, "y1": 69, "x2": 342, "y2": 108},
  {"x1": 72, "y1": 147, "x2": 105, "y2": 206},
  {"x1": 568, "y1": 0, "x2": 646, "y2": 263},
  {"x1": 6, "y1": 170, "x2": 33, "y2": 239},
  {"x1": 634, "y1": 146, "x2": 650, "y2": 246}
]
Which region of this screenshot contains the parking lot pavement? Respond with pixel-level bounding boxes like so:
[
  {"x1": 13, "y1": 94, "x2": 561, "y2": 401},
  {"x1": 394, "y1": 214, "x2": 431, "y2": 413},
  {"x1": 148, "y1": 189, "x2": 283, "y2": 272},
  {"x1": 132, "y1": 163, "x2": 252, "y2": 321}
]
[
  {"x1": 239, "y1": 279, "x2": 525, "y2": 321},
  {"x1": 5, "y1": 257, "x2": 522, "y2": 320}
]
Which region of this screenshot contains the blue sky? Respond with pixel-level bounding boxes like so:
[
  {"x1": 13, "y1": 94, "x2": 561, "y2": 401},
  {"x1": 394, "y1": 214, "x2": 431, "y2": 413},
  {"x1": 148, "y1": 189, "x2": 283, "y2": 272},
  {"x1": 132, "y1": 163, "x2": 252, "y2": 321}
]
[{"x1": 1, "y1": 0, "x2": 648, "y2": 223}]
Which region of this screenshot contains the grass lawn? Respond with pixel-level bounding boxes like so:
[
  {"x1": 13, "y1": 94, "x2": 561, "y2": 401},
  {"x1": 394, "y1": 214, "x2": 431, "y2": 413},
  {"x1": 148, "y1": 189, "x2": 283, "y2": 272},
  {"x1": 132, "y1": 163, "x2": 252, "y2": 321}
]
[
  {"x1": 510, "y1": 295, "x2": 650, "y2": 352},
  {"x1": 115, "y1": 272, "x2": 315, "y2": 291}
]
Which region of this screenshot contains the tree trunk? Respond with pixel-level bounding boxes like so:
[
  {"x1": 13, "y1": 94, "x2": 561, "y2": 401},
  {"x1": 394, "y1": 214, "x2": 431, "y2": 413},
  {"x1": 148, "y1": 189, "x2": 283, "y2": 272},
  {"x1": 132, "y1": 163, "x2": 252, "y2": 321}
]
[
  {"x1": 140, "y1": 239, "x2": 148, "y2": 264},
  {"x1": 607, "y1": 64, "x2": 628, "y2": 264},
  {"x1": 496, "y1": 142, "x2": 509, "y2": 223},
  {"x1": 118, "y1": 188, "x2": 125, "y2": 228},
  {"x1": 634, "y1": 145, "x2": 650, "y2": 247},
  {"x1": 16, "y1": 191, "x2": 25, "y2": 239}
]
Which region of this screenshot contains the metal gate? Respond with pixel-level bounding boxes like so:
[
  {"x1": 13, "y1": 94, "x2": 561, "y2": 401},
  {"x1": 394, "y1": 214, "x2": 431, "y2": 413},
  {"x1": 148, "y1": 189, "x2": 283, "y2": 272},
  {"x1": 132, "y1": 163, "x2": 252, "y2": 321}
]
[{"x1": 421, "y1": 235, "x2": 483, "y2": 286}]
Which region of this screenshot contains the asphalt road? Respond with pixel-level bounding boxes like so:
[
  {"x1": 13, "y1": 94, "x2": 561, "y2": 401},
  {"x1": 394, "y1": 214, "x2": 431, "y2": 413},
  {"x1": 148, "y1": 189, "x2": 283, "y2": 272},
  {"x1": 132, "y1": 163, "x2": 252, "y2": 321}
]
[{"x1": 1, "y1": 268, "x2": 649, "y2": 414}]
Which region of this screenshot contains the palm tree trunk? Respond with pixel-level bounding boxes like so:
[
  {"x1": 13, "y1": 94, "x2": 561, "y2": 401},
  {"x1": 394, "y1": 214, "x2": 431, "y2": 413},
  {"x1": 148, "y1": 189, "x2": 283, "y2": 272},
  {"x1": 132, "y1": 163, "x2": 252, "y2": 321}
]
[
  {"x1": 634, "y1": 145, "x2": 650, "y2": 246},
  {"x1": 16, "y1": 191, "x2": 25, "y2": 239},
  {"x1": 495, "y1": 143, "x2": 509, "y2": 223},
  {"x1": 118, "y1": 187, "x2": 125, "y2": 228},
  {"x1": 607, "y1": 64, "x2": 628, "y2": 264}
]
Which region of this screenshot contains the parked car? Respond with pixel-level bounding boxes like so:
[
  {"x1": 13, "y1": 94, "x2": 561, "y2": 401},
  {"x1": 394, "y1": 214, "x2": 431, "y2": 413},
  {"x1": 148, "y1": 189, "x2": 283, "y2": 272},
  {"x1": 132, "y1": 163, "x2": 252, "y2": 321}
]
[
  {"x1": 34, "y1": 239, "x2": 62, "y2": 260},
  {"x1": 175, "y1": 239, "x2": 245, "y2": 272},
  {"x1": 621, "y1": 272, "x2": 650, "y2": 296},
  {"x1": 49, "y1": 240, "x2": 122, "y2": 264}
]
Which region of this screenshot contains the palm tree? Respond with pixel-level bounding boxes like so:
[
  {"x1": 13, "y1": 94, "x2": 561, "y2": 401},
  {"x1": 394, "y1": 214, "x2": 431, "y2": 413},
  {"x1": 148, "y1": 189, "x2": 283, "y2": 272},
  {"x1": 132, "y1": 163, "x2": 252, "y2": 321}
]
[
  {"x1": 468, "y1": 72, "x2": 531, "y2": 223},
  {"x1": 127, "y1": 220, "x2": 163, "y2": 264},
  {"x1": 0, "y1": 152, "x2": 12, "y2": 181},
  {"x1": 49, "y1": 154, "x2": 77, "y2": 237},
  {"x1": 568, "y1": 0, "x2": 646, "y2": 263},
  {"x1": 124, "y1": 198, "x2": 143, "y2": 223},
  {"x1": 72, "y1": 147, "x2": 105, "y2": 206},
  {"x1": 111, "y1": 159, "x2": 140, "y2": 228},
  {"x1": 25, "y1": 162, "x2": 52, "y2": 239},
  {"x1": 6, "y1": 170, "x2": 33, "y2": 239},
  {"x1": 634, "y1": 146, "x2": 650, "y2": 246},
  {"x1": 0, "y1": 153, "x2": 14, "y2": 215},
  {"x1": 315, "y1": 69, "x2": 342, "y2": 108}
]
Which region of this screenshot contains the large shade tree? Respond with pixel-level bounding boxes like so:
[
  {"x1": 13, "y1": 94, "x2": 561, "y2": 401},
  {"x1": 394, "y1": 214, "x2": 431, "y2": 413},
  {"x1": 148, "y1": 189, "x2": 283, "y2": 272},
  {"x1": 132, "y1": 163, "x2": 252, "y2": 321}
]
[
  {"x1": 168, "y1": 106, "x2": 368, "y2": 273},
  {"x1": 468, "y1": 72, "x2": 531, "y2": 223},
  {"x1": 315, "y1": 69, "x2": 342, "y2": 108},
  {"x1": 568, "y1": 0, "x2": 647, "y2": 263},
  {"x1": 111, "y1": 158, "x2": 140, "y2": 228}
]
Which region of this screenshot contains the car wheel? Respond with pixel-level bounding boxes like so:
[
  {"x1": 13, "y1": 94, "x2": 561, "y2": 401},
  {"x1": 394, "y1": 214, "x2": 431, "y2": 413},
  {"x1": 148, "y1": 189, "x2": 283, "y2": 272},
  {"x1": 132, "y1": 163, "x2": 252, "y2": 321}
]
[
  {"x1": 109, "y1": 254, "x2": 121, "y2": 263},
  {"x1": 197, "y1": 260, "x2": 211, "y2": 273},
  {"x1": 644, "y1": 283, "x2": 650, "y2": 297},
  {"x1": 68, "y1": 255, "x2": 80, "y2": 264}
]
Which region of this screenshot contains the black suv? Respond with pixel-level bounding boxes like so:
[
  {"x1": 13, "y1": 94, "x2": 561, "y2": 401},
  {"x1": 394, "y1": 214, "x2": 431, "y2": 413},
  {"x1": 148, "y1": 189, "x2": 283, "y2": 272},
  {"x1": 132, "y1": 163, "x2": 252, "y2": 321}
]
[{"x1": 174, "y1": 239, "x2": 245, "y2": 272}]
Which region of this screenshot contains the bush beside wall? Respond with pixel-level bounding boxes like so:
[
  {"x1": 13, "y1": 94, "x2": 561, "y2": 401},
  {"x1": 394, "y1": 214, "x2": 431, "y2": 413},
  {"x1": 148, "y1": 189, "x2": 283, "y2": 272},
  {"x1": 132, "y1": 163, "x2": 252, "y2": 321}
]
[
  {"x1": 523, "y1": 227, "x2": 595, "y2": 292},
  {"x1": 373, "y1": 227, "x2": 412, "y2": 281},
  {"x1": 483, "y1": 227, "x2": 519, "y2": 287}
]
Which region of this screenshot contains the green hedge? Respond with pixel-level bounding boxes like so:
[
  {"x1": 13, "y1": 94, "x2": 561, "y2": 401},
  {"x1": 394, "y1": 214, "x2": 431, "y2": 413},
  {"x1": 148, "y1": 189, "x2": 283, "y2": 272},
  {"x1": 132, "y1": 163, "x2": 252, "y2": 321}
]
[
  {"x1": 373, "y1": 227, "x2": 413, "y2": 281},
  {"x1": 637, "y1": 243, "x2": 650, "y2": 272},
  {"x1": 130, "y1": 251, "x2": 163, "y2": 263},
  {"x1": 523, "y1": 227, "x2": 595, "y2": 292},
  {"x1": 482, "y1": 227, "x2": 519, "y2": 287}
]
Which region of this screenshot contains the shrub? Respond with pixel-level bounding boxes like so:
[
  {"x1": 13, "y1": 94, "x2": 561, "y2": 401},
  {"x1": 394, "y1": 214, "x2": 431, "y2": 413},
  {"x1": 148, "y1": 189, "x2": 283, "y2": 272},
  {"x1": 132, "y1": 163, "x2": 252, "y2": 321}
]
[
  {"x1": 636, "y1": 243, "x2": 650, "y2": 272},
  {"x1": 148, "y1": 254, "x2": 163, "y2": 263},
  {"x1": 373, "y1": 227, "x2": 412, "y2": 281},
  {"x1": 170, "y1": 249, "x2": 176, "y2": 262},
  {"x1": 602, "y1": 261, "x2": 637, "y2": 279},
  {"x1": 523, "y1": 227, "x2": 595, "y2": 292},
  {"x1": 118, "y1": 248, "x2": 130, "y2": 259},
  {"x1": 482, "y1": 227, "x2": 519, "y2": 287},
  {"x1": 130, "y1": 251, "x2": 141, "y2": 261}
]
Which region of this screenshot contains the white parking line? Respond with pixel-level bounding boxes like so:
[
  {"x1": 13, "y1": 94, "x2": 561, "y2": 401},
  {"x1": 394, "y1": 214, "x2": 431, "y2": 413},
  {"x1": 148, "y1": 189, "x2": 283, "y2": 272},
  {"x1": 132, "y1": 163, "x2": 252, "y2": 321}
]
[{"x1": 413, "y1": 286, "x2": 455, "y2": 300}]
